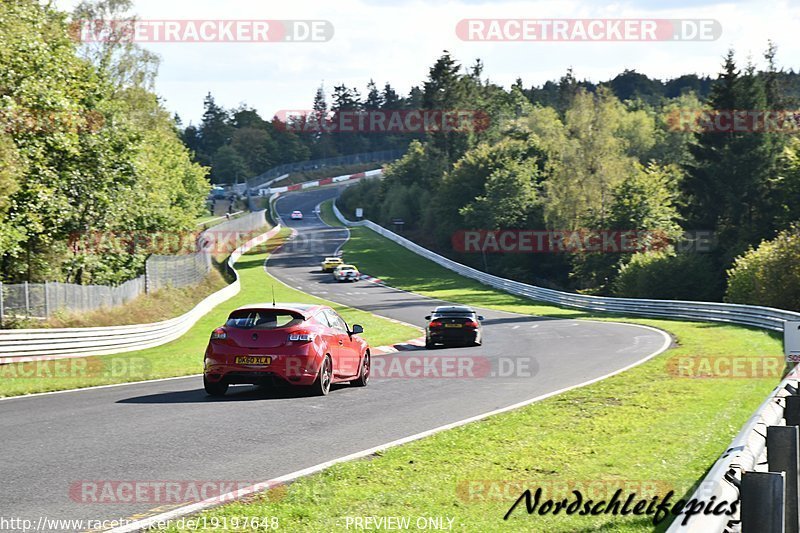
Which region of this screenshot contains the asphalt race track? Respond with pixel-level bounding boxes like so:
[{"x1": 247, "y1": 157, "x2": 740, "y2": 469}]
[{"x1": 0, "y1": 185, "x2": 670, "y2": 531}]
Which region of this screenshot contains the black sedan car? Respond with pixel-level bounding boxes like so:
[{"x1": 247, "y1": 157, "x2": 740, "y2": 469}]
[{"x1": 424, "y1": 306, "x2": 485, "y2": 348}]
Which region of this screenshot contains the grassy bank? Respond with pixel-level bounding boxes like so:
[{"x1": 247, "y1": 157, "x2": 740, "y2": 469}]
[
  {"x1": 39, "y1": 271, "x2": 228, "y2": 329},
  {"x1": 0, "y1": 228, "x2": 420, "y2": 398},
  {"x1": 3, "y1": 224, "x2": 270, "y2": 330},
  {"x1": 166, "y1": 203, "x2": 781, "y2": 532}
]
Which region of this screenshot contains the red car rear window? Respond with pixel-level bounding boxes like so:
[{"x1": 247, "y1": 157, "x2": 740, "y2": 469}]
[{"x1": 225, "y1": 310, "x2": 304, "y2": 330}]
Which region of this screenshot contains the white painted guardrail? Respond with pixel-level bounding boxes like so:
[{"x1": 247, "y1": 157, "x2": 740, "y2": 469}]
[
  {"x1": 331, "y1": 202, "x2": 800, "y2": 331},
  {"x1": 265, "y1": 168, "x2": 384, "y2": 195},
  {"x1": 663, "y1": 374, "x2": 798, "y2": 532},
  {"x1": 331, "y1": 201, "x2": 800, "y2": 532},
  {"x1": 0, "y1": 225, "x2": 282, "y2": 363}
]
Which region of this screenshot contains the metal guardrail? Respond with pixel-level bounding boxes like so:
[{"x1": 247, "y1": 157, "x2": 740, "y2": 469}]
[
  {"x1": 246, "y1": 149, "x2": 404, "y2": 192},
  {"x1": 331, "y1": 202, "x2": 800, "y2": 331},
  {"x1": 0, "y1": 224, "x2": 282, "y2": 363},
  {"x1": 331, "y1": 201, "x2": 800, "y2": 532},
  {"x1": 0, "y1": 211, "x2": 270, "y2": 321},
  {"x1": 662, "y1": 373, "x2": 799, "y2": 533},
  {"x1": 266, "y1": 168, "x2": 384, "y2": 195},
  {"x1": 195, "y1": 211, "x2": 245, "y2": 228}
]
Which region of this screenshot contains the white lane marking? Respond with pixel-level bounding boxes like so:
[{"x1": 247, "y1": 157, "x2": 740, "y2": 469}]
[
  {"x1": 0, "y1": 374, "x2": 202, "y2": 402},
  {"x1": 512, "y1": 325, "x2": 520, "y2": 329},
  {"x1": 106, "y1": 327, "x2": 672, "y2": 533},
  {"x1": 531, "y1": 325, "x2": 539, "y2": 329}
]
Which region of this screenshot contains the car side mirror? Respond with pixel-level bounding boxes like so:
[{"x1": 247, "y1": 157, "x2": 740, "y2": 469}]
[
  {"x1": 477, "y1": 315, "x2": 485, "y2": 322},
  {"x1": 350, "y1": 324, "x2": 364, "y2": 335},
  {"x1": 425, "y1": 315, "x2": 431, "y2": 320}
]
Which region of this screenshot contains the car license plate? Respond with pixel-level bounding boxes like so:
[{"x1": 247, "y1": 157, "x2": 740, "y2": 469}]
[
  {"x1": 445, "y1": 323, "x2": 462, "y2": 328},
  {"x1": 235, "y1": 356, "x2": 272, "y2": 365}
]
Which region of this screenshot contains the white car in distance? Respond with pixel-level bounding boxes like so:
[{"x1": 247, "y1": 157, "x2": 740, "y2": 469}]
[{"x1": 333, "y1": 264, "x2": 361, "y2": 282}]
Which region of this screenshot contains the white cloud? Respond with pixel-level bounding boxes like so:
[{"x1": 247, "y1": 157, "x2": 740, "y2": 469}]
[{"x1": 54, "y1": 0, "x2": 800, "y2": 124}]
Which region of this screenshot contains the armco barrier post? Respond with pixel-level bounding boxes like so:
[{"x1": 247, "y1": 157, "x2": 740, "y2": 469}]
[
  {"x1": 24, "y1": 281, "x2": 29, "y2": 318},
  {"x1": 742, "y1": 471, "x2": 786, "y2": 533},
  {"x1": 787, "y1": 396, "x2": 800, "y2": 427},
  {"x1": 44, "y1": 281, "x2": 49, "y2": 317},
  {"x1": 768, "y1": 426, "x2": 800, "y2": 533}
]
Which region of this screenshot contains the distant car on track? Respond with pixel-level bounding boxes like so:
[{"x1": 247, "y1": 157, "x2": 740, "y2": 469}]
[
  {"x1": 290, "y1": 210, "x2": 304, "y2": 220},
  {"x1": 203, "y1": 303, "x2": 370, "y2": 397},
  {"x1": 333, "y1": 264, "x2": 360, "y2": 282},
  {"x1": 425, "y1": 306, "x2": 485, "y2": 349},
  {"x1": 321, "y1": 256, "x2": 344, "y2": 272}
]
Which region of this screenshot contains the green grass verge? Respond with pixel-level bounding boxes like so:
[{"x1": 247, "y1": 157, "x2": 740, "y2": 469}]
[
  {"x1": 195, "y1": 214, "x2": 218, "y2": 226},
  {"x1": 0, "y1": 227, "x2": 420, "y2": 398},
  {"x1": 319, "y1": 199, "x2": 342, "y2": 228},
  {"x1": 164, "y1": 202, "x2": 782, "y2": 532},
  {"x1": 37, "y1": 271, "x2": 229, "y2": 329}
]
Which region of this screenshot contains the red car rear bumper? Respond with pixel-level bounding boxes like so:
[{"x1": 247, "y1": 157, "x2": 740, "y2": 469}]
[{"x1": 204, "y1": 345, "x2": 322, "y2": 386}]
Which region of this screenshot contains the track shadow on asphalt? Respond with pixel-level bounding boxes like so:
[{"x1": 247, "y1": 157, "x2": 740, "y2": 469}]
[
  {"x1": 116, "y1": 384, "x2": 352, "y2": 404},
  {"x1": 479, "y1": 315, "x2": 555, "y2": 326}
]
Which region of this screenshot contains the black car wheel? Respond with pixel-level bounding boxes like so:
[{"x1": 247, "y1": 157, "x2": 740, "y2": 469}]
[
  {"x1": 311, "y1": 356, "x2": 332, "y2": 396},
  {"x1": 351, "y1": 352, "x2": 370, "y2": 387},
  {"x1": 204, "y1": 376, "x2": 229, "y2": 397}
]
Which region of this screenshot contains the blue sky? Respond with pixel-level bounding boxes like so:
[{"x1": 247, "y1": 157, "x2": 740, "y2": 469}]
[{"x1": 55, "y1": 0, "x2": 800, "y2": 125}]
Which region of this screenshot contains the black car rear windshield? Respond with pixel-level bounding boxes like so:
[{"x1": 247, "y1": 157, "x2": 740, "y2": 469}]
[
  {"x1": 433, "y1": 311, "x2": 476, "y2": 318},
  {"x1": 225, "y1": 310, "x2": 304, "y2": 329}
]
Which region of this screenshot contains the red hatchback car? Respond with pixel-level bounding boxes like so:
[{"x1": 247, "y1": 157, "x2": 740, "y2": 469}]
[{"x1": 203, "y1": 303, "x2": 370, "y2": 396}]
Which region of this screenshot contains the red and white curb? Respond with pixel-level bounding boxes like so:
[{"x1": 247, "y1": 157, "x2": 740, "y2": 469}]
[
  {"x1": 372, "y1": 336, "x2": 426, "y2": 355},
  {"x1": 359, "y1": 274, "x2": 385, "y2": 285},
  {"x1": 268, "y1": 168, "x2": 384, "y2": 194}
]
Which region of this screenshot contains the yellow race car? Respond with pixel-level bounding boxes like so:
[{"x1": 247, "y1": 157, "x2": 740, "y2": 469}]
[{"x1": 321, "y1": 256, "x2": 344, "y2": 272}]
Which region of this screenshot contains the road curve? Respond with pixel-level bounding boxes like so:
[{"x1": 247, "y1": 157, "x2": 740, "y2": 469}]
[{"x1": 0, "y1": 186, "x2": 670, "y2": 530}]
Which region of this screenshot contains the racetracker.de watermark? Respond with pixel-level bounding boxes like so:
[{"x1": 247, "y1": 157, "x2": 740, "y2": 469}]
[
  {"x1": 68, "y1": 229, "x2": 268, "y2": 256},
  {"x1": 370, "y1": 354, "x2": 538, "y2": 379},
  {"x1": 451, "y1": 230, "x2": 716, "y2": 254},
  {"x1": 456, "y1": 19, "x2": 721, "y2": 41},
  {"x1": 666, "y1": 109, "x2": 800, "y2": 133},
  {"x1": 0, "y1": 108, "x2": 104, "y2": 135},
  {"x1": 69, "y1": 480, "x2": 283, "y2": 504},
  {"x1": 0, "y1": 356, "x2": 151, "y2": 380},
  {"x1": 458, "y1": 479, "x2": 679, "y2": 503},
  {"x1": 72, "y1": 19, "x2": 333, "y2": 43},
  {"x1": 274, "y1": 109, "x2": 490, "y2": 134},
  {"x1": 667, "y1": 355, "x2": 789, "y2": 379}
]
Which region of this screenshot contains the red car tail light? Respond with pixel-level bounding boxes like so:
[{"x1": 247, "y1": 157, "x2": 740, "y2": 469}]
[
  {"x1": 288, "y1": 332, "x2": 315, "y2": 342},
  {"x1": 464, "y1": 321, "x2": 479, "y2": 328},
  {"x1": 211, "y1": 327, "x2": 227, "y2": 340},
  {"x1": 428, "y1": 321, "x2": 442, "y2": 328}
]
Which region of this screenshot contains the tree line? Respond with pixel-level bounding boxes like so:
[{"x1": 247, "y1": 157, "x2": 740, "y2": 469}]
[
  {"x1": 0, "y1": 0, "x2": 208, "y2": 286},
  {"x1": 179, "y1": 80, "x2": 429, "y2": 184},
  {"x1": 337, "y1": 49, "x2": 800, "y2": 309}
]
